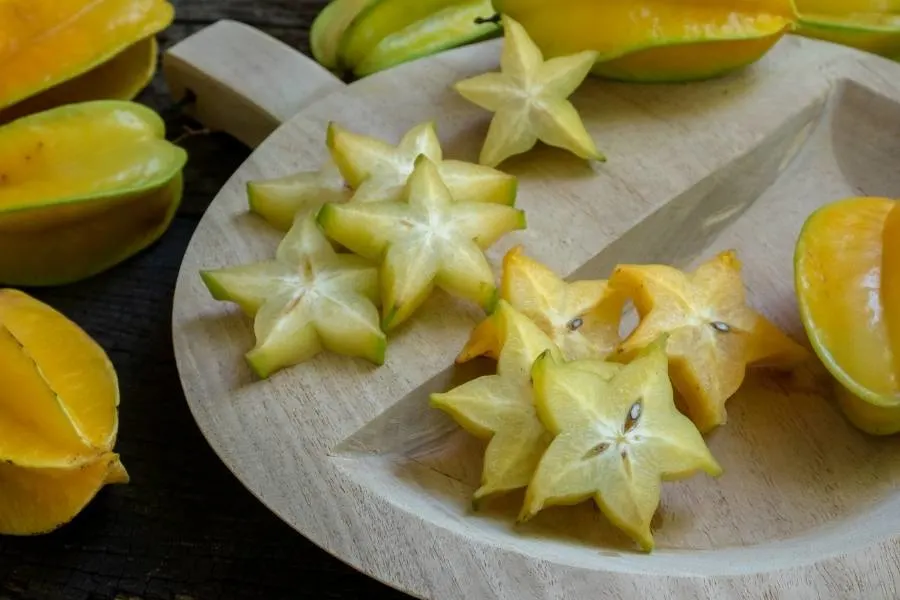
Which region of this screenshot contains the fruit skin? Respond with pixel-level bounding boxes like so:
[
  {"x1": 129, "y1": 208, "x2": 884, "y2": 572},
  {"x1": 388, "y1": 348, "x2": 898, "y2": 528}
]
[
  {"x1": 311, "y1": 0, "x2": 381, "y2": 72},
  {"x1": 0, "y1": 100, "x2": 187, "y2": 286},
  {"x1": 353, "y1": 0, "x2": 502, "y2": 77},
  {"x1": 795, "y1": 197, "x2": 900, "y2": 435},
  {"x1": 0, "y1": 0, "x2": 174, "y2": 117},
  {"x1": 794, "y1": 12, "x2": 900, "y2": 58},
  {"x1": 491, "y1": 0, "x2": 799, "y2": 82}
]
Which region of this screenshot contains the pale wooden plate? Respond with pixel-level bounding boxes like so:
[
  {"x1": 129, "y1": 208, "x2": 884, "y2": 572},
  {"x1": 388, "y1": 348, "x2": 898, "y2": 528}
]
[{"x1": 166, "y1": 21, "x2": 900, "y2": 600}]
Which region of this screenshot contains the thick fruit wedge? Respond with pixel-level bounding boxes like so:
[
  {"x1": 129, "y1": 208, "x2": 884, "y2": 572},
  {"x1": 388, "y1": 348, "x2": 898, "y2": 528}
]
[
  {"x1": 430, "y1": 301, "x2": 561, "y2": 501},
  {"x1": 795, "y1": 197, "x2": 900, "y2": 435},
  {"x1": 794, "y1": 0, "x2": 900, "y2": 58},
  {"x1": 521, "y1": 336, "x2": 722, "y2": 552},
  {"x1": 0, "y1": 100, "x2": 187, "y2": 286},
  {"x1": 201, "y1": 214, "x2": 386, "y2": 378},
  {"x1": 458, "y1": 245, "x2": 626, "y2": 363},
  {"x1": 454, "y1": 17, "x2": 602, "y2": 167},
  {"x1": 0, "y1": 0, "x2": 174, "y2": 114},
  {"x1": 610, "y1": 250, "x2": 809, "y2": 433},
  {"x1": 248, "y1": 158, "x2": 352, "y2": 231},
  {"x1": 311, "y1": 0, "x2": 380, "y2": 71},
  {"x1": 493, "y1": 0, "x2": 797, "y2": 82},
  {"x1": 354, "y1": 0, "x2": 502, "y2": 76},
  {"x1": 326, "y1": 121, "x2": 518, "y2": 204},
  {"x1": 318, "y1": 156, "x2": 526, "y2": 331}
]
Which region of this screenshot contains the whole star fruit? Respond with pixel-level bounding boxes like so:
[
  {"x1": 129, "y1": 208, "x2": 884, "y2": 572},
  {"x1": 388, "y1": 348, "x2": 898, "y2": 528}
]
[
  {"x1": 200, "y1": 213, "x2": 386, "y2": 379},
  {"x1": 317, "y1": 155, "x2": 526, "y2": 332},
  {"x1": 609, "y1": 250, "x2": 811, "y2": 433},
  {"x1": 795, "y1": 197, "x2": 900, "y2": 435},
  {"x1": 457, "y1": 245, "x2": 626, "y2": 364},
  {"x1": 453, "y1": 16, "x2": 603, "y2": 167},
  {"x1": 326, "y1": 120, "x2": 518, "y2": 205},
  {"x1": 521, "y1": 335, "x2": 722, "y2": 552}
]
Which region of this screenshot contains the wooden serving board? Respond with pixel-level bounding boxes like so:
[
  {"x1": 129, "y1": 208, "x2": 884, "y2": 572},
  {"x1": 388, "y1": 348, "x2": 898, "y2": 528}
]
[{"x1": 166, "y1": 21, "x2": 900, "y2": 600}]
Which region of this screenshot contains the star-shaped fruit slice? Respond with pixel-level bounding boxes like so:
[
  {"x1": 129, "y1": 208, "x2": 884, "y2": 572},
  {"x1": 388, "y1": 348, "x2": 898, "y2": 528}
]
[
  {"x1": 521, "y1": 336, "x2": 722, "y2": 551},
  {"x1": 458, "y1": 245, "x2": 625, "y2": 363},
  {"x1": 200, "y1": 213, "x2": 386, "y2": 378},
  {"x1": 326, "y1": 120, "x2": 518, "y2": 205},
  {"x1": 610, "y1": 250, "x2": 809, "y2": 433},
  {"x1": 247, "y1": 157, "x2": 352, "y2": 231},
  {"x1": 317, "y1": 155, "x2": 526, "y2": 332},
  {"x1": 452, "y1": 16, "x2": 603, "y2": 167},
  {"x1": 431, "y1": 300, "x2": 620, "y2": 502}
]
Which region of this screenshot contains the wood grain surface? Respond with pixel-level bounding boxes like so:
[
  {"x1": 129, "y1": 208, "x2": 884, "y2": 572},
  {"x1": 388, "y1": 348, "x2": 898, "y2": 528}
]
[{"x1": 0, "y1": 2, "x2": 409, "y2": 599}]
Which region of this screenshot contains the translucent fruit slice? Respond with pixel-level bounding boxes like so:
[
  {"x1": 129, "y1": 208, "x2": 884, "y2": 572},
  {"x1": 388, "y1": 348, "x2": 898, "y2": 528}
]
[
  {"x1": 201, "y1": 213, "x2": 386, "y2": 378},
  {"x1": 453, "y1": 16, "x2": 603, "y2": 167},
  {"x1": 0, "y1": 289, "x2": 121, "y2": 467},
  {"x1": 522, "y1": 336, "x2": 722, "y2": 551},
  {"x1": 248, "y1": 157, "x2": 352, "y2": 231},
  {"x1": 326, "y1": 121, "x2": 518, "y2": 205},
  {"x1": 430, "y1": 301, "x2": 563, "y2": 501},
  {"x1": 458, "y1": 245, "x2": 626, "y2": 363},
  {"x1": 318, "y1": 155, "x2": 526, "y2": 331},
  {"x1": 610, "y1": 250, "x2": 805, "y2": 433},
  {"x1": 795, "y1": 197, "x2": 900, "y2": 435},
  {"x1": 0, "y1": 451, "x2": 128, "y2": 536}
]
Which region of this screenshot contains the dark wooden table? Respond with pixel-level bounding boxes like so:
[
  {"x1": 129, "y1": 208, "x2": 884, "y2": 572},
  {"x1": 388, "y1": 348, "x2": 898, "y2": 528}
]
[{"x1": 0, "y1": 2, "x2": 411, "y2": 599}]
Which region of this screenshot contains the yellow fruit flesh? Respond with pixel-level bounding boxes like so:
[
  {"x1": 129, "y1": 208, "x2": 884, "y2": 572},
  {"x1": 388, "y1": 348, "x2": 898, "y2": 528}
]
[
  {"x1": 1, "y1": 37, "x2": 159, "y2": 124},
  {"x1": 795, "y1": 198, "x2": 899, "y2": 433},
  {"x1": 794, "y1": 0, "x2": 900, "y2": 57},
  {"x1": 0, "y1": 0, "x2": 174, "y2": 110}
]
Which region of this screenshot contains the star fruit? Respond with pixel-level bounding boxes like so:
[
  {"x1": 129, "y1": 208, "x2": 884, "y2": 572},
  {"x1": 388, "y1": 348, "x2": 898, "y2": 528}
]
[
  {"x1": 521, "y1": 336, "x2": 722, "y2": 552},
  {"x1": 458, "y1": 245, "x2": 626, "y2": 363},
  {"x1": 610, "y1": 250, "x2": 811, "y2": 433},
  {"x1": 431, "y1": 300, "x2": 621, "y2": 502},
  {"x1": 317, "y1": 155, "x2": 526, "y2": 332},
  {"x1": 200, "y1": 213, "x2": 386, "y2": 378},
  {"x1": 326, "y1": 120, "x2": 518, "y2": 205},
  {"x1": 453, "y1": 16, "x2": 603, "y2": 167}
]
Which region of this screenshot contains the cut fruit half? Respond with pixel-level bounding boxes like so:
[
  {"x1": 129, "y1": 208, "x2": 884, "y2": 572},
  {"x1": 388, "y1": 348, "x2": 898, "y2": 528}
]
[
  {"x1": 521, "y1": 336, "x2": 722, "y2": 552},
  {"x1": 795, "y1": 197, "x2": 900, "y2": 435},
  {"x1": 326, "y1": 121, "x2": 518, "y2": 204},
  {"x1": 430, "y1": 300, "x2": 559, "y2": 501},
  {"x1": 458, "y1": 245, "x2": 626, "y2": 363},
  {"x1": 318, "y1": 156, "x2": 526, "y2": 332},
  {"x1": 610, "y1": 250, "x2": 805, "y2": 433},
  {"x1": 353, "y1": 0, "x2": 502, "y2": 76},
  {"x1": 201, "y1": 213, "x2": 386, "y2": 378}
]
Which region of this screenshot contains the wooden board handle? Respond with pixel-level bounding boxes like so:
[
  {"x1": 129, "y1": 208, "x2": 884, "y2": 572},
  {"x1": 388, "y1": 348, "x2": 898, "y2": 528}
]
[{"x1": 162, "y1": 20, "x2": 346, "y2": 148}]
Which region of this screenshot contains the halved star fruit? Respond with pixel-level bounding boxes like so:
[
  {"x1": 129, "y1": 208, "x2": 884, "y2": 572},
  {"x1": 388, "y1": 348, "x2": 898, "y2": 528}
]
[
  {"x1": 795, "y1": 197, "x2": 900, "y2": 435},
  {"x1": 610, "y1": 250, "x2": 808, "y2": 433},
  {"x1": 247, "y1": 157, "x2": 352, "y2": 231},
  {"x1": 326, "y1": 120, "x2": 518, "y2": 204},
  {"x1": 317, "y1": 155, "x2": 526, "y2": 332},
  {"x1": 200, "y1": 213, "x2": 386, "y2": 378},
  {"x1": 430, "y1": 300, "x2": 565, "y2": 501},
  {"x1": 458, "y1": 245, "x2": 626, "y2": 363},
  {"x1": 521, "y1": 336, "x2": 722, "y2": 552},
  {"x1": 453, "y1": 16, "x2": 603, "y2": 167}
]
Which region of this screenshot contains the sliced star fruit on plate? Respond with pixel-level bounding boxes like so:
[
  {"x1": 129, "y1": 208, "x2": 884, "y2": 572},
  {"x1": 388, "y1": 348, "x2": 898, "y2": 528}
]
[
  {"x1": 430, "y1": 300, "x2": 621, "y2": 503},
  {"x1": 610, "y1": 249, "x2": 811, "y2": 433},
  {"x1": 317, "y1": 155, "x2": 526, "y2": 332},
  {"x1": 458, "y1": 244, "x2": 626, "y2": 363},
  {"x1": 326, "y1": 120, "x2": 518, "y2": 205},
  {"x1": 521, "y1": 335, "x2": 722, "y2": 552},
  {"x1": 453, "y1": 16, "x2": 603, "y2": 167},
  {"x1": 247, "y1": 157, "x2": 352, "y2": 232},
  {"x1": 200, "y1": 213, "x2": 386, "y2": 378}
]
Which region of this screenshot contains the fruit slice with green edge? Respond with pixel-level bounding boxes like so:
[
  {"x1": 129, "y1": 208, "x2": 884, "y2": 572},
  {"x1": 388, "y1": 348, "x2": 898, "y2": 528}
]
[
  {"x1": 521, "y1": 336, "x2": 722, "y2": 552},
  {"x1": 318, "y1": 155, "x2": 526, "y2": 332},
  {"x1": 248, "y1": 158, "x2": 351, "y2": 231},
  {"x1": 200, "y1": 213, "x2": 385, "y2": 378},
  {"x1": 353, "y1": 0, "x2": 502, "y2": 77},
  {"x1": 326, "y1": 121, "x2": 518, "y2": 205},
  {"x1": 794, "y1": 0, "x2": 900, "y2": 59},
  {"x1": 311, "y1": 0, "x2": 380, "y2": 72}
]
